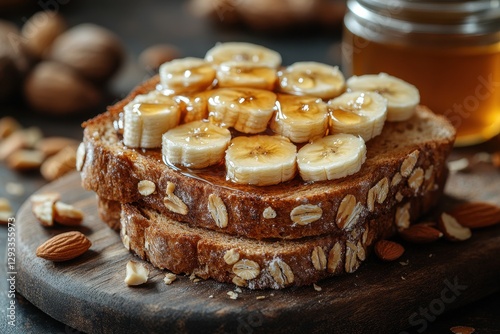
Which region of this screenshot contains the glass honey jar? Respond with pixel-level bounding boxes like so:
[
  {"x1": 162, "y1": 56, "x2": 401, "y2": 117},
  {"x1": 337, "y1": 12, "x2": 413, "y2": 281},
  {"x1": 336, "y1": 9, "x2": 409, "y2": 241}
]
[{"x1": 342, "y1": 0, "x2": 500, "y2": 146}]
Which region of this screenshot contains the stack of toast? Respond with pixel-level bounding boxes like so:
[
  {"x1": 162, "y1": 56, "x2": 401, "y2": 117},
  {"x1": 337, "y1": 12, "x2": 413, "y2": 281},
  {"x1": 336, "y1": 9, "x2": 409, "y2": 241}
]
[{"x1": 79, "y1": 43, "x2": 456, "y2": 289}]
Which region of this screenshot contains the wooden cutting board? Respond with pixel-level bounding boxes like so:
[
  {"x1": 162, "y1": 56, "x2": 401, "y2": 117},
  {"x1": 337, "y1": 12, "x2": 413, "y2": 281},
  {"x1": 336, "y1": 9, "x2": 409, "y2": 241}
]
[{"x1": 16, "y1": 166, "x2": 500, "y2": 334}]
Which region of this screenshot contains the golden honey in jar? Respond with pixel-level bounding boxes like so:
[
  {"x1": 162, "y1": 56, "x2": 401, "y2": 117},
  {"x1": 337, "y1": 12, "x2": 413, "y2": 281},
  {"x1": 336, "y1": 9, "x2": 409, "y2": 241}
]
[{"x1": 342, "y1": 0, "x2": 500, "y2": 146}]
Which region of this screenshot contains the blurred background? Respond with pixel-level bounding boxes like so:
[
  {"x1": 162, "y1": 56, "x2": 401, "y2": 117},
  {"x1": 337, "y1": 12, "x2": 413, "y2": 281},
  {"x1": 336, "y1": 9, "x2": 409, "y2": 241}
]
[
  {"x1": 0, "y1": 0, "x2": 345, "y2": 126},
  {"x1": 1, "y1": 1, "x2": 499, "y2": 333}
]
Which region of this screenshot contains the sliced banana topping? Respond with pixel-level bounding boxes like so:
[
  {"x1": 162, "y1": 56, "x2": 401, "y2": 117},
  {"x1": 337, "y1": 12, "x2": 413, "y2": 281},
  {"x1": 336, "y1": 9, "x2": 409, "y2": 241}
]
[
  {"x1": 216, "y1": 62, "x2": 276, "y2": 90},
  {"x1": 208, "y1": 88, "x2": 276, "y2": 134},
  {"x1": 162, "y1": 120, "x2": 231, "y2": 169},
  {"x1": 225, "y1": 135, "x2": 297, "y2": 186},
  {"x1": 159, "y1": 57, "x2": 216, "y2": 94},
  {"x1": 271, "y1": 94, "x2": 328, "y2": 143},
  {"x1": 297, "y1": 134, "x2": 367, "y2": 182},
  {"x1": 120, "y1": 44, "x2": 425, "y2": 186},
  {"x1": 328, "y1": 91, "x2": 387, "y2": 142},
  {"x1": 123, "y1": 96, "x2": 180, "y2": 149},
  {"x1": 205, "y1": 42, "x2": 282, "y2": 69},
  {"x1": 346, "y1": 73, "x2": 419, "y2": 121},
  {"x1": 132, "y1": 90, "x2": 173, "y2": 104},
  {"x1": 174, "y1": 90, "x2": 212, "y2": 124},
  {"x1": 278, "y1": 61, "x2": 345, "y2": 99}
]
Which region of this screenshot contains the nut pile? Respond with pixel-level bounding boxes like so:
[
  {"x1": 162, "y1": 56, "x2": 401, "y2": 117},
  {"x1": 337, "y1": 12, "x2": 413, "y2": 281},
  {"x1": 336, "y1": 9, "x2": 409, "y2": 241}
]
[
  {"x1": 374, "y1": 201, "x2": 500, "y2": 262},
  {"x1": 0, "y1": 116, "x2": 79, "y2": 180},
  {"x1": 31, "y1": 192, "x2": 91, "y2": 262},
  {"x1": 0, "y1": 11, "x2": 124, "y2": 115}
]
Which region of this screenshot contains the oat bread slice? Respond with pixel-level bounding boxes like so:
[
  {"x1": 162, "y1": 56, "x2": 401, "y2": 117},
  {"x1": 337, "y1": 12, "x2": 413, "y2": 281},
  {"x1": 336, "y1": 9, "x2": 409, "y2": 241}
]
[
  {"x1": 117, "y1": 180, "x2": 444, "y2": 290},
  {"x1": 80, "y1": 75, "x2": 455, "y2": 240}
]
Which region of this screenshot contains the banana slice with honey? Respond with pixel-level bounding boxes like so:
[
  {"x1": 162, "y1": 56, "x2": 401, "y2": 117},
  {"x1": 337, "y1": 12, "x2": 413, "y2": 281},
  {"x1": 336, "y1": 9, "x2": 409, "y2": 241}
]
[
  {"x1": 208, "y1": 88, "x2": 276, "y2": 134},
  {"x1": 123, "y1": 94, "x2": 181, "y2": 148},
  {"x1": 216, "y1": 61, "x2": 277, "y2": 90},
  {"x1": 162, "y1": 120, "x2": 231, "y2": 169},
  {"x1": 205, "y1": 42, "x2": 282, "y2": 69},
  {"x1": 225, "y1": 135, "x2": 297, "y2": 186},
  {"x1": 174, "y1": 90, "x2": 212, "y2": 124},
  {"x1": 271, "y1": 94, "x2": 328, "y2": 143},
  {"x1": 278, "y1": 61, "x2": 345, "y2": 99},
  {"x1": 328, "y1": 91, "x2": 387, "y2": 142},
  {"x1": 297, "y1": 134, "x2": 367, "y2": 182},
  {"x1": 346, "y1": 73, "x2": 420, "y2": 121},
  {"x1": 159, "y1": 57, "x2": 216, "y2": 94}
]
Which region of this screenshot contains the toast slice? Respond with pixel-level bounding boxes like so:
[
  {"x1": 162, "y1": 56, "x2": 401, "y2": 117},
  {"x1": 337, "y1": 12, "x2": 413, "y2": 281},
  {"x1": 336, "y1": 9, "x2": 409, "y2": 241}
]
[
  {"x1": 100, "y1": 175, "x2": 445, "y2": 290},
  {"x1": 80, "y1": 75, "x2": 455, "y2": 240}
]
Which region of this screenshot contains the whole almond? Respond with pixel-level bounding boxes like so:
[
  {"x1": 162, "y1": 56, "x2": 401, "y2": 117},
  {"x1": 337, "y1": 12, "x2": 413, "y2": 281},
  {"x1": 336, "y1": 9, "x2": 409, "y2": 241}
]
[
  {"x1": 36, "y1": 231, "x2": 91, "y2": 262},
  {"x1": 7, "y1": 149, "x2": 45, "y2": 171},
  {"x1": 374, "y1": 240, "x2": 404, "y2": 261},
  {"x1": 449, "y1": 202, "x2": 500, "y2": 229},
  {"x1": 399, "y1": 224, "x2": 443, "y2": 243},
  {"x1": 35, "y1": 137, "x2": 79, "y2": 156}
]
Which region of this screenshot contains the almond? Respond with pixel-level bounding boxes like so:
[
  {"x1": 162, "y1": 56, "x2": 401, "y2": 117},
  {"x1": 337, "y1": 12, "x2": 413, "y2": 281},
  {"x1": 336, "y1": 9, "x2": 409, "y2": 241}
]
[
  {"x1": 0, "y1": 116, "x2": 21, "y2": 139},
  {"x1": 399, "y1": 224, "x2": 443, "y2": 243},
  {"x1": 439, "y1": 213, "x2": 472, "y2": 242},
  {"x1": 449, "y1": 202, "x2": 500, "y2": 229},
  {"x1": 0, "y1": 127, "x2": 43, "y2": 161},
  {"x1": 492, "y1": 151, "x2": 500, "y2": 168},
  {"x1": 36, "y1": 231, "x2": 91, "y2": 262},
  {"x1": 7, "y1": 149, "x2": 45, "y2": 171},
  {"x1": 124, "y1": 260, "x2": 149, "y2": 286},
  {"x1": 0, "y1": 197, "x2": 14, "y2": 224},
  {"x1": 40, "y1": 146, "x2": 76, "y2": 181},
  {"x1": 35, "y1": 137, "x2": 79, "y2": 156},
  {"x1": 32, "y1": 199, "x2": 56, "y2": 227},
  {"x1": 374, "y1": 240, "x2": 404, "y2": 262}
]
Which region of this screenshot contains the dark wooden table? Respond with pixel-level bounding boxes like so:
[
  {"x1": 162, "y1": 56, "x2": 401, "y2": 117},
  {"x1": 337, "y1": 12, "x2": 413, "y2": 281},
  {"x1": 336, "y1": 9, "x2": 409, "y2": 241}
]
[{"x1": 1, "y1": 1, "x2": 500, "y2": 333}]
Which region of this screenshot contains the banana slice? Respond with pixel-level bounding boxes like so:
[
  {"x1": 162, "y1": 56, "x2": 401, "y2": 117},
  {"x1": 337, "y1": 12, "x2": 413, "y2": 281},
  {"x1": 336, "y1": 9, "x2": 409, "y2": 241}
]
[
  {"x1": 278, "y1": 62, "x2": 345, "y2": 99},
  {"x1": 346, "y1": 73, "x2": 420, "y2": 121},
  {"x1": 159, "y1": 57, "x2": 216, "y2": 94},
  {"x1": 328, "y1": 91, "x2": 387, "y2": 142},
  {"x1": 132, "y1": 90, "x2": 173, "y2": 104},
  {"x1": 205, "y1": 42, "x2": 282, "y2": 69},
  {"x1": 271, "y1": 94, "x2": 328, "y2": 143},
  {"x1": 297, "y1": 134, "x2": 366, "y2": 182},
  {"x1": 162, "y1": 120, "x2": 231, "y2": 169},
  {"x1": 174, "y1": 90, "x2": 212, "y2": 124},
  {"x1": 225, "y1": 135, "x2": 297, "y2": 186},
  {"x1": 123, "y1": 97, "x2": 181, "y2": 149},
  {"x1": 216, "y1": 62, "x2": 277, "y2": 90},
  {"x1": 208, "y1": 88, "x2": 276, "y2": 134}
]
